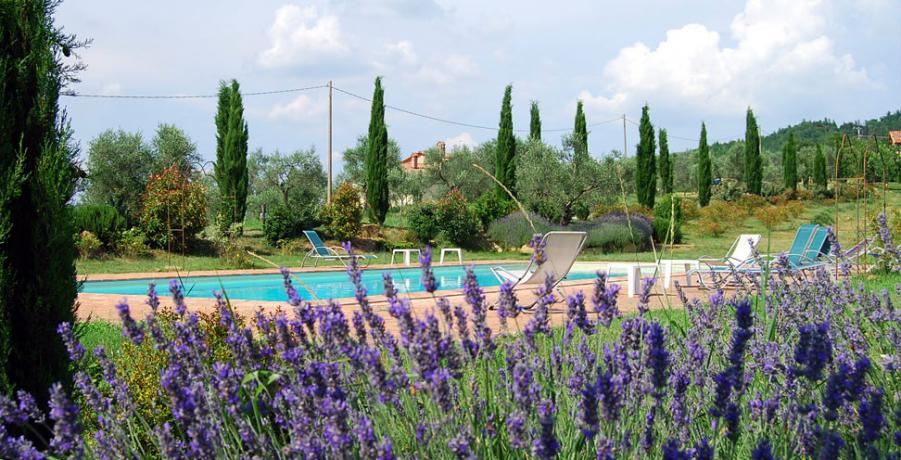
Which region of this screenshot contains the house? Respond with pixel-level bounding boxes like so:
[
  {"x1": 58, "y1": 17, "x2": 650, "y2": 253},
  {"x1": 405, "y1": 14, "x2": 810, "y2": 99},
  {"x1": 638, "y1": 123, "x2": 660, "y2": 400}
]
[
  {"x1": 400, "y1": 141, "x2": 447, "y2": 172},
  {"x1": 889, "y1": 130, "x2": 901, "y2": 146},
  {"x1": 400, "y1": 151, "x2": 428, "y2": 171}
]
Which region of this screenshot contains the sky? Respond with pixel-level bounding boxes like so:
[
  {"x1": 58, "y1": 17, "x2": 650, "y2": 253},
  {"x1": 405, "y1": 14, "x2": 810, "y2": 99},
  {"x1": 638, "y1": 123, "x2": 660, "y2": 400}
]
[{"x1": 58, "y1": 0, "x2": 900, "y2": 175}]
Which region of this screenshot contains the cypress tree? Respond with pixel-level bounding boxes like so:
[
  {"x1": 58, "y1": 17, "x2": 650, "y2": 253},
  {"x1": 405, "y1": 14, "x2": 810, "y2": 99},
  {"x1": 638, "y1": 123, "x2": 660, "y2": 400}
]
[
  {"x1": 573, "y1": 100, "x2": 588, "y2": 163},
  {"x1": 635, "y1": 104, "x2": 657, "y2": 208},
  {"x1": 529, "y1": 100, "x2": 541, "y2": 141},
  {"x1": 365, "y1": 77, "x2": 389, "y2": 224},
  {"x1": 0, "y1": 0, "x2": 81, "y2": 408},
  {"x1": 813, "y1": 144, "x2": 827, "y2": 190},
  {"x1": 495, "y1": 84, "x2": 516, "y2": 197},
  {"x1": 744, "y1": 107, "x2": 762, "y2": 195},
  {"x1": 698, "y1": 122, "x2": 712, "y2": 206},
  {"x1": 658, "y1": 128, "x2": 672, "y2": 194},
  {"x1": 214, "y1": 79, "x2": 249, "y2": 228},
  {"x1": 782, "y1": 131, "x2": 798, "y2": 191}
]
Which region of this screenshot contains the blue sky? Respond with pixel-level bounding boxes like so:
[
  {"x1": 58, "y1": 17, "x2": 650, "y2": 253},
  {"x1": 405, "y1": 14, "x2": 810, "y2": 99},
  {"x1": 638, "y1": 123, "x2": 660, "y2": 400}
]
[{"x1": 58, "y1": 0, "x2": 900, "y2": 173}]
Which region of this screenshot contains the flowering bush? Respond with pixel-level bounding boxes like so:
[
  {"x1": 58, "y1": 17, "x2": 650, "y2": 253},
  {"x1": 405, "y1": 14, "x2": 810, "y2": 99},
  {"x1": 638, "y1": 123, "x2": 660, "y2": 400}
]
[
  {"x1": 320, "y1": 181, "x2": 362, "y2": 242},
  {"x1": 138, "y1": 165, "x2": 208, "y2": 250},
  {"x1": 2, "y1": 242, "x2": 899, "y2": 458},
  {"x1": 75, "y1": 231, "x2": 102, "y2": 259}
]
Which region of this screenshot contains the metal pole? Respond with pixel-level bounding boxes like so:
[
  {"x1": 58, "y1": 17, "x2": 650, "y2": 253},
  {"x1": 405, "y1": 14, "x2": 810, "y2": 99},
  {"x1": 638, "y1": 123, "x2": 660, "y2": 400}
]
[
  {"x1": 327, "y1": 80, "x2": 333, "y2": 204},
  {"x1": 622, "y1": 114, "x2": 627, "y2": 157}
]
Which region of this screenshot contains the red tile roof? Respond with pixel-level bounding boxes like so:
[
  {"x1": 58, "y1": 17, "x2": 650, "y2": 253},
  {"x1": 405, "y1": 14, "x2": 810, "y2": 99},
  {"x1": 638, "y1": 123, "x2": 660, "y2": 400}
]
[{"x1": 889, "y1": 131, "x2": 901, "y2": 145}]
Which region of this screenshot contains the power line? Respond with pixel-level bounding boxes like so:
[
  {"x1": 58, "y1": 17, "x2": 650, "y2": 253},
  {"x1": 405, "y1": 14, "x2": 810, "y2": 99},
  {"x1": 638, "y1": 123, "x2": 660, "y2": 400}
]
[{"x1": 60, "y1": 84, "x2": 329, "y2": 99}]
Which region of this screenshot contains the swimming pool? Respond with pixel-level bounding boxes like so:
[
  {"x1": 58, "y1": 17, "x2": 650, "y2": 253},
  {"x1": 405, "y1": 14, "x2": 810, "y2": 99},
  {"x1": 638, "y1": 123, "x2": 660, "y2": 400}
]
[{"x1": 81, "y1": 263, "x2": 618, "y2": 302}]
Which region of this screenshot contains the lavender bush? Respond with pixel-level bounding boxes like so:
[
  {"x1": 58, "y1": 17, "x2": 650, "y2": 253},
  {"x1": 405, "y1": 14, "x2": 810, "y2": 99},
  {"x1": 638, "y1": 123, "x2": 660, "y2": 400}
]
[{"x1": 1, "y1": 244, "x2": 899, "y2": 458}]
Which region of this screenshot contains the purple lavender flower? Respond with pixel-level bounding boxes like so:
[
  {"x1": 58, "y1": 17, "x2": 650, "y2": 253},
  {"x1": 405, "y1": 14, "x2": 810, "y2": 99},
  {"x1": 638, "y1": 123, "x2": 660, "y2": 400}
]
[
  {"x1": 566, "y1": 291, "x2": 594, "y2": 336},
  {"x1": 496, "y1": 280, "x2": 520, "y2": 331},
  {"x1": 751, "y1": 438, "x2": 774, "y2": 460},
  {"x1": 463, "y1": 266, "x2": 493, "y2": 355},
  {"x1": 48, "y1": 383, "x2": 83, "y2": 458},
  {"x1": 429, "y1": 367, "x2": 455, "y2": 412},
  {"x1": 662, "y1": 438, "x2": 690, "y2": 460},
  {"x1": 816, "y1": 429, "x2": 845, "y2": 459},
  {"x1": 792, "y1": 322, "x2": 833, "y2": 381},
  {"x1": 576, "y1": 378, "x2": 599, "y2": 439},
  {"x1": 530, "y1": 233, "x2": 547, "y2": 266},
  {"x1": 56, "y1": 322, "x2": 84, "y2": 362},
  {"x1": 532, "y1": 400, "x2": 559, "y2": 460},
  {"x1": 858, "y1": 388, "x2": 885, "y2": 446},
  {"x1": 645, "y1": 322, "x2": 669, "y2": 400},
  {"x1": 637, "y1": 277, "x2": 655, "y2": 316},
  {"x1": 693, "y1": 437, "x2": 713, "y2": 460},
  {"x1": 420, "y1": 245, "x2": 439, "y2": 293},
  {"x1": 591, "y1": 271, "x2": 621, "y2": 328},
  {"x1": 116, "y1": 299, "x2": 144, "y2": 345},
  {"x1": 724, "y1": 402, "x2": 741, "y2": 442},
  {"x1": 169, "y1": 278, "x2": 187, "y2": 315},
  {"x1": 596, "y1": 436, "x2": 614, "y2": 460},
  {"x1": 506, "y1": 410, "x2": 528, "y2": 449},
  {"x1": 448, "y1": 432, "x2": 476, "y2": 460},
  {"x1": 596, "y1": 369, "x2": 621, "y2": 422}
]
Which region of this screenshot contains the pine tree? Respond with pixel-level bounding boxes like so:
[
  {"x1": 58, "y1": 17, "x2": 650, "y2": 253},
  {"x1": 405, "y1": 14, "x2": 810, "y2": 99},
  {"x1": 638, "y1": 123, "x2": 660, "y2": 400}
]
[
  {"x1": 365, "y1": 77, "x2": 389, "y2": 225},
  {"x1": 214, "y1": 79, "x2": 249, "y2": 229},
  {"x1": 745, "y1": 107, "x2": 762, "y2": 195},
  {"x1": 635, "y1": 104, "x2": 657, "y2": 208},
  {"x1": 658, "y1": 128, "x2": 672, "y2": 194},
  {"x1": 0, "y1": 0, "x2": 81, "y2": 409},
  {"x1": 495, "y1": 84, "x2": 516, "y2": 197},
  {"x1": 529, "y1": 100, "x2": 542, "y2": 141},
  {"x1": 782, "y1": 131, "x2": 798, "y2": 191},
  {"x1": 813, "y1": 144, "x2": 827, "y2": 190},
  {"x1": 698, "y1": 123, "x2": 712, "y2": 207},
  {"x1": 573, "y1": 100, "x2": 588, "y2": 163}
]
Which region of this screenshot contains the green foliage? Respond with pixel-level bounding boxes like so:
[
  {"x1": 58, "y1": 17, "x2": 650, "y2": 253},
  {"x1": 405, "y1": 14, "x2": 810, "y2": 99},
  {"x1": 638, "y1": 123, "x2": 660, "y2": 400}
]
[
  {"x1": 635, "y1": 104, "x2": 657, "y2": 208},
  {"x1": 214, "y1": 79, "x2": 250, "y2": 228},
  {"x1": 584, "y1": 224, "x2": 641, "y2": 252},
  {"x1": 811, "y1": 209, "x2": 833, "y2": 227},
  {"x1": 469, "y1": 192, "x2": 515, "y2": 230},
  {"x1": 744, "y1": 108, "x2": 763, "y2": 194},
  {"x1": 434, "y1": 190, "x2": 481, "y2": 247},
  {"x1": 71, "y1": 204, "x2": 126, "y2": 249},
  {"x1": 653, "y1": 194, "x2": 683, "y2": 244},
  {"x1": 365, "y1": 77, "x2": 390, "y2": 225},
  {"x1": 83, "y1": 129, "x2": 155, "y2": 224},
  {"x1": 782, "y1": 131, "x2": 798, "y2": 191},
  {"x1": 573, "y1": 100, "x2": 588, "y2": 162},
  {"x1": 0, "y1": 0, "x2": 81, "y2": 404},
  {"x1": 406, "y1": 202, "x2": 441, "y2": 243},
  {"x1": 322, "y1": 182, "x2": 362, "y2": 242},
  {"x1": 262, "y1": 205, "x2": 318, "y2": 247},
  {"x1": 338, "y1": 135, "x2": 402, "y2": 193},
  {"x1": 114, "y1": 228, "x2": 151, "y2": 259},
  {"x1": 75, "y1": 231, "x2": 102, "y2": 259},
  {"x1": 495, "y1": 84, "x2": 517, "y2": 198},
  {"x1": 423, "y1": 143, "x2": 495, "y2": 201},
  {"x1": 658, "y1": 128, "x2": 672, "y2": 194},
  {"x1": 487, "y1": 212, "x2": 552, "y2": 248},
  {"x1": 152, "y1": 123, "x2": 200, "y2": 177},
  {"x1": 813, "y1": 144, "x2": 828, "y2": 190},
  {"x1": 139, "y1": 165, "x2": 208, "y2": 249},
  {"x1": 697, "y1": 123, "x2": 712, "y2": 207},
  {"x1": 529, "y1": 100, "x2": 541, "y2": 141},
  {"x1": 516, "y1": 139, "x2": 606, "y2": 226},
  {"x1": 248, "y1": 148, "x2": 325, "y2": 224}
]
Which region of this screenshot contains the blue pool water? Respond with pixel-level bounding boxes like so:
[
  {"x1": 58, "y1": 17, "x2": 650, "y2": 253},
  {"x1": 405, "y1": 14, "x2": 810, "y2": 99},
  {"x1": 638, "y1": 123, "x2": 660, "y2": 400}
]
[{"x1": 81, "y1": 264, "x2": 609, "y2": 302}]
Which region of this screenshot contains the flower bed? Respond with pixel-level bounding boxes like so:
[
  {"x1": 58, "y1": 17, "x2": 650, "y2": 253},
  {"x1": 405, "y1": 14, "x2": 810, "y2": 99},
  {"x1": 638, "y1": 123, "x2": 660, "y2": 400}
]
[{"x1": 2, "y1": 244, "x2": 899, "y2": 458}]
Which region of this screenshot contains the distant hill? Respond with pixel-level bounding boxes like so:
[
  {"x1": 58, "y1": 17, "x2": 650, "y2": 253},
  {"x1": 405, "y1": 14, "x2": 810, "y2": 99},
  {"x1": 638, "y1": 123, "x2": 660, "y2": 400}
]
[{"x1": 699, "y1": 109, "x2": 901, "y2": 156}]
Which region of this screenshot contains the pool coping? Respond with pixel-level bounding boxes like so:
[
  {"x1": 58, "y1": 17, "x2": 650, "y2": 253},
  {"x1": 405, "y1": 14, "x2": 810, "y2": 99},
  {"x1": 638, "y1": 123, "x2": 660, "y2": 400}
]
[{"x1": 80, "y1": 259, "x2": 531, "y2": 282}]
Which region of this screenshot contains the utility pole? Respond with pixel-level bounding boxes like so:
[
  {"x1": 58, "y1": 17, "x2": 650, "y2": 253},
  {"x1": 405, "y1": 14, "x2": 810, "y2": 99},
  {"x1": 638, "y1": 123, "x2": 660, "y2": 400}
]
[
  {"x1": 622, "y1": 114, "x2": 627, "y2": 157},
  {"x1": 327, "y1": 80, "x2": 333, "y2": 204}
]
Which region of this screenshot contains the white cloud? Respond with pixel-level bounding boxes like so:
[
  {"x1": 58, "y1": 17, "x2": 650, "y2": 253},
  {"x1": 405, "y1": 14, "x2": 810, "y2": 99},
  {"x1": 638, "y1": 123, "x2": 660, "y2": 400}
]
[
  {"x1": 580, "y1": 0, "x2": 870, "y2": 116},
  {"x1": 98, "y1": 82, "x2": 122, "y2": 96},
  {"x1": 415, "y1": 54, "x2": 477, "y2": 85},
  {"x1": 268, "y1": 94, "x2": 327, "y2": 121},
  {"x1": 444, "y1": 132, "x2": 476, "y2": 150},
  {"x1": 387, "y1": 40, "x2": 417, "y2": 65},
  {"x1": 259, "y1": 5, "x2": 348, "y2": 68}
]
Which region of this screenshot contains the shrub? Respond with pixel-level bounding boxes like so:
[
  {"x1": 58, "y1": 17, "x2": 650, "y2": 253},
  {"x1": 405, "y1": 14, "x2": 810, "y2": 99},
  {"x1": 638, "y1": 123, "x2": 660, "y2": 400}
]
[
  {"x1": 679, "y1": 196, "x2": 700, "y2": 220},
  {"x1": 487, "y1": 212, "x2": 554, "y2": 248},
  {"x1": 590, "y1": 202, "x2": 652, "y2": 220},
  {"x1": 263, "y1": 206, "x2": 317, "y2": 246},
  {"x1": 75, "y1": 231, "x2": 103, "y2": 259},
  {"x1": 653, "y1": 194, "x2": 683, "y2": 244},
  {"x1": 470, "y1": 193, "x2": 515, "y2": 230},
  {"x1": 71, "y1": 204, "x2": 126, "y2": 248},
  {"x1": 736, "y1": 193, "x2": 769, "y2": 216},
  {"x1": 573, "y1": 213, "x2": 653, "y2": 252},
  {"x1": 321, "y1": 182, "x2": 362, "y2": 242},
  {"x1": 114, "y1": 227, "x2": 152, "y2": 259},
  {"x1": 407, "y1": 202, "x2": 441, "y2": 243},
  {"x1": 697, "y1": 201, "x2": 744, "y2": 237},
  {"x1": 434, "y1": 189, "x2": 481, "y2": 247},
  {"x1": 811, "y1": 209, "x2": 834, "y2": 227},
  {"x1": 584, "y1": 224, "x2": 640, "y2": 252},
  {"x1": 711, "y1": 178, "x2": 742, "y2": 202},
  {"x1": 139, "y1": 165, "x2": 208, "y2": 250}
]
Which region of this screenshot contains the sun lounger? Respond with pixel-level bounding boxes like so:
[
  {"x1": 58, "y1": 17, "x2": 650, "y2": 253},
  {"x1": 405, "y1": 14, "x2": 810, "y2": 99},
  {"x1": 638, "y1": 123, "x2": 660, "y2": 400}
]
[{"x1": 301, "y1": 230, "x2": 378, "y2": 268}]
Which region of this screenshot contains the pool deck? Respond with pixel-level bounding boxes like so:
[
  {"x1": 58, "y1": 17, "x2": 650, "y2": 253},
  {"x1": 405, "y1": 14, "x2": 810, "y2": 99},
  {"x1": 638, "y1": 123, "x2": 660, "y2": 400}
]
[{"x1": 77, "y1": 260, "x2": 724, "y2": 333}]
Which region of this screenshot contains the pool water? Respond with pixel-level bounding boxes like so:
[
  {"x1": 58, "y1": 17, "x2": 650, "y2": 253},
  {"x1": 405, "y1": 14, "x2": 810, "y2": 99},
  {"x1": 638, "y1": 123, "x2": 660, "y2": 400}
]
[{"x1": 81, "y1": 264, "x2": 615, "y2": 302}]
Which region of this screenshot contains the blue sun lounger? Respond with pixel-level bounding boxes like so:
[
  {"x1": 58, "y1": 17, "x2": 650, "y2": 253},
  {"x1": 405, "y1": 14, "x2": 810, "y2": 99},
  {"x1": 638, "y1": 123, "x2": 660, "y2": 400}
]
[{"x1": 301, "y1": 230, "x2": 378, "y2": 268}]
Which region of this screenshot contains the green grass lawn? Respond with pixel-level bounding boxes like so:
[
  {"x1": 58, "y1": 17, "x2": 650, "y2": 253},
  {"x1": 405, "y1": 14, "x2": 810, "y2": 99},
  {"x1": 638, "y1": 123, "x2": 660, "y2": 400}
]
[{"x1": 77, "y1": 186, "x2": 901, "y2": 275}]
